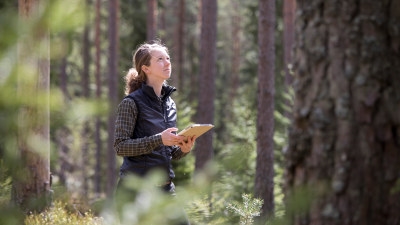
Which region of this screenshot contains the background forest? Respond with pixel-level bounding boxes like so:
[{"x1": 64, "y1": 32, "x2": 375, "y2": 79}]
[
  {"x1": 1, "y1": 0, "x2": 399, "y2": 225},
  {"x1": 1, "y1": 0, "x2": 290, "y2": 224}
]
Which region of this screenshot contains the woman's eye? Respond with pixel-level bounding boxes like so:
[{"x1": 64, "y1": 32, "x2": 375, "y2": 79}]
[{"x1": 157, "y1": 57, "x2": 170, "y2": 61}]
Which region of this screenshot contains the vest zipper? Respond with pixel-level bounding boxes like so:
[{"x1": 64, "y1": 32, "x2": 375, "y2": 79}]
[{"x1": 161, "y1": 99, "x2": 167, "y2": 122}]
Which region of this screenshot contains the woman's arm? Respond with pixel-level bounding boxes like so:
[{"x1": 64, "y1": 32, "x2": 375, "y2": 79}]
[
  {"x1": 171, "y1": 146, "x2": 189, "y2": 160},
  {"x1": 114, "y1": 98, "x2": 163, "y2": 157},
  {"x1": 171, "y1": 136, "x2": 196, "y2": 160}
]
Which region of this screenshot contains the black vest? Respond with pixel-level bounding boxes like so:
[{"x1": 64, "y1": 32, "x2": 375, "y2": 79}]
[{"x1": 119, "y1": 83, "x2": 177, "y2": 180}]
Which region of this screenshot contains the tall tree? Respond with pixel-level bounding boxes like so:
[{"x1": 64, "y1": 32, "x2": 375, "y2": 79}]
[
  {"x1": 254, "y1": 0, "x2": 275, "y2": 218},
  {"x1": 106, "y1": 0, "x2": 119, "y2": 198},
  {"x1": 286, "y1": 1, "x2": 400, "y2": 224},
  {"x1": 229, "y1": 1, "x2": 241, "y2": 102},
  {"x1": 194, "y1": 0, "x2": 217, "y2": 171},
  {"x1": 56, "y1": 53, "x2": 71, "y2": 186},
  {"x1": 283, "y1": 0, "x2": 296, "y2": 118},
  {"x1": 94, "y1": 0, "x2": 103, "y2": 196},
  {"x1": 146, "y1": 0, "x2": 157, "y2": 41},
  {"x1": 81, "y1": 0, "x2": 91, "y2": 198},
  {"x1": 12, "y1": 0, "x2": 52, "y2": 212},
  {"x1": 172, "y1": 0, "x2": 185, "y2": 91}
]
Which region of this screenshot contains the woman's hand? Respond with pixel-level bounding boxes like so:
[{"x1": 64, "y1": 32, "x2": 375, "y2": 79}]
[
  {"x1": 177, "y1": 136, "x2": 196, "y2": 153},
  {"x1": 161, "y1": 128, "x2": 185, "y2": 146}
]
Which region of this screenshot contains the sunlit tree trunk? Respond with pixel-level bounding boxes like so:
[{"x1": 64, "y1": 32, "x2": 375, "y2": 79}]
[
  {"x1": 254, "y1": 0, "x2": 275, "y2": 219},
  {"x1": 107, "y1": 0, "x2": 119, "y2": 198},
  {"x1": 286, "y1": 1, "x2": 400, "y2": 224},
  {"x1": 147, "y1": 0, "x2": 157, "y2": 41},
  {"x1": 194, "y1": 0, "x2": 216, "y2": 171},
  {"x1": 12, "y1": 0, "x2": 52, "y2": 212}
]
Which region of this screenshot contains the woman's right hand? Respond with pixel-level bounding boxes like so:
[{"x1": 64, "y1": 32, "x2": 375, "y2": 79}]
[{"x1": 161, "y1": 127, "x2": 184, "y2": 146}]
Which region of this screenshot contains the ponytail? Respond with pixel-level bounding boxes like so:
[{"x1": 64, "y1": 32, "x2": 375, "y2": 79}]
[{"x1": 124, "y1": 68, "x2": 145, "y2": 95}]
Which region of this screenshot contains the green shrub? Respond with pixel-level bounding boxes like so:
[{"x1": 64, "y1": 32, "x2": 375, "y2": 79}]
[{"x1": 227, "y1": 194, "x2": 263, "y2": 225}]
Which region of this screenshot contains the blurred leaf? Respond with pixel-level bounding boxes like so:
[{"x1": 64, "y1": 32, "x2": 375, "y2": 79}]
[{"x1": 45, "y1": 0, "x2": 85, "y2": 33}]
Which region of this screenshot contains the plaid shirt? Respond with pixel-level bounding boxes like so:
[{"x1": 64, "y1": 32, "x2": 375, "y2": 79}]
[{"x1": 113, "y1": 97, "x2": 187, "y2": 159}]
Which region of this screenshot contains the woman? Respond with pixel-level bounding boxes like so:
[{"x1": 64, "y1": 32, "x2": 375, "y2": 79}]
[{"x1": 113, "y1": 40, "x2": 194, "y2": 223}]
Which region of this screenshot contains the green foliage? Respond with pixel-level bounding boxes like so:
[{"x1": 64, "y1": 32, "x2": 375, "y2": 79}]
[
  {"x1": 0, "y1": 160, "x2": 11, "y2": 205},
  {"x1": 119, "y1": 0, "x2": 147, "y2": 73},
  {"x1": 103, "y1": 170, "x2": 216, "y2": 225},
  {"x1": 227, "y1": 194, "x2": 263, "y2": 225}
]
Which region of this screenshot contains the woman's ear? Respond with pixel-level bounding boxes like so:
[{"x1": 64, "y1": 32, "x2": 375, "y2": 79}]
[{"x1": 141, "y1": 65, "x2": 149, "y2": 74}]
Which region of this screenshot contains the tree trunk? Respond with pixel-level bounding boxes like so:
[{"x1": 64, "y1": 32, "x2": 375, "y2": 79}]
[
  {"x1": 225, "y1": 1, "x2": 242, "y2": 123},
  {"x1": 254, "y1": 0, "x2": 275, "y2": 218},
  {"x1": 286, "y1": 1, "x2": 400, "y2": 224},
  {"x1": 106, "y1": 0, "x2": 119, "y2": 198},
  {"x1": 194, "y1": 0, "x2": 217, "y2": 171},
  {"x1": 12, "y1": 0, "x2": 52, "y2": 212},
  {"x1": 146, "y1": 0, "x2": 157, "y2": 41},
  {"x1": 229, "y1": 1, "x2": 241, "y2": 102},
  {"x1": 81, "y1": 0, "x2": 91, "y2": 198},
  {"x1": 94, "y1": 0, "x2": 103, "y2": 196},
  {"x1": 172, "y1": 0, "x2": 185, "y2": 91},
  {"x1": 283, "y1": 0, "x2": 296, "y2": 118},
  {"x1": 57, "y1": 55, "x2": 70, "y2": 186}
]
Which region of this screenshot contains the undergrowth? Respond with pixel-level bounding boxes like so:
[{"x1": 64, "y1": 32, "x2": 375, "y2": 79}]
[{"x1": 25, "y1": 201, "x2": 103, "y2": 225}]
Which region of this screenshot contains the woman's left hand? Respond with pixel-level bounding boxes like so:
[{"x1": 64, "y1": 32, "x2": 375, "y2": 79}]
[{"x1": 177, "y1": 136, "x2": 196, "y2": 153}]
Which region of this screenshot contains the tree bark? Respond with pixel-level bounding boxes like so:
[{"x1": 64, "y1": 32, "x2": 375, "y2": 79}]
[
  {"x1": 172, "y1": 0, "x2": 185, "y2": 91},
  {"x1": 229, "y1": 1, "x2": 241, "y2": 103},
  {"x1": 229, "y1": 1, "x2": 241, "y2": 121},
  {"x1": 94, "y1": 0, "x2": 103, "y2": 196},
  {"x1": 81, "y1": 0, "x2": 91, "y2": 198},
  {"x1": 13, "y1": 0, "x2": 52, "y2": 212},
  {"x1": 254, "y1": 0, "x2": 275, "y2": 218},
  {"x1": 286, "y1": 1, "x2": 400, "y2": 224},
  {"x1": 146, "y1": 0, "x2": 157, "y2": 41},
  {"x1": 57, "y1": 56, "x2": 70, "y2": 186},
  {"x1": 194, "y1": 0, "x2": 217, "y2": 171},
  {"x1": 106, "y1": 0, "x2": 119, "y2": 198},
  {"x1": 283, "y1": 0, "x2": 296, "y2": 118}
]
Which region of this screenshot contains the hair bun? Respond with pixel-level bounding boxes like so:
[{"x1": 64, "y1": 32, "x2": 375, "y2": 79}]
[{"x1": 127, "y1": 68, "x2": 138, "y2": 77}]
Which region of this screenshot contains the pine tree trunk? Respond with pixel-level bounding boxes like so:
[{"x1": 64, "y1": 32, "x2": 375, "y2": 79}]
[
  {"x1": 106, "y1": 0, "x2": 119, "y2": 198},
  {"x1": 94, "y1": 0, "x2": 103, "y2": 196},
  {"x1": 146, "y1": 0, "x2": 157, "y2": 41},
  {"x1": 229, "y1": 1, "x2": 241, "y2": 103},
  {"x1": 254, "y1": 0, "x2": 275, "y2": 218},
  {"x1": 173, "y1": 0, "x2": 185, "y2": 91},
  {"x1": 57, "y1": 56, "x2": 70, "y2": 186},
  {"x1": 286, "y1": 1, "x2": 400, "y2": 224},
  {"x1": 81, "y1": 0, "x2": 91, "y2": 198},
  {"x1": 194, "y1": 0, "x2": 217, "y2": 171},
  {"x1": 13, "y1": 0, "x2": 52, "y2": 212},
  {"x1": 283, "y1": 0, "x2": 296, "y2": 118}
]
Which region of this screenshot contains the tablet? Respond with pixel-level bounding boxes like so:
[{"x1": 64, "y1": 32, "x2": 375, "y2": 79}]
[{"x1": 177, "y1": 124, "x2": 214, "y2": 140}]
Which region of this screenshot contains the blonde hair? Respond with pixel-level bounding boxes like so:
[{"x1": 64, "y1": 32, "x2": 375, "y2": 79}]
[{"x1": 124, "y1": 40, "x2": 169, "y2": 95}]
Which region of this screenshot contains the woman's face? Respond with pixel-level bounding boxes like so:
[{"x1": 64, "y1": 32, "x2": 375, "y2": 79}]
[{"x1": 142, "y1": 48, "x2": 171, "y2": 83}]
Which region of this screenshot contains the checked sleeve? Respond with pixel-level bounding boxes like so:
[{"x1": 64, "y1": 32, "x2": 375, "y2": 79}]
[{"x1": 113, "y1": 98, "x2": 163, "y2": 157}]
